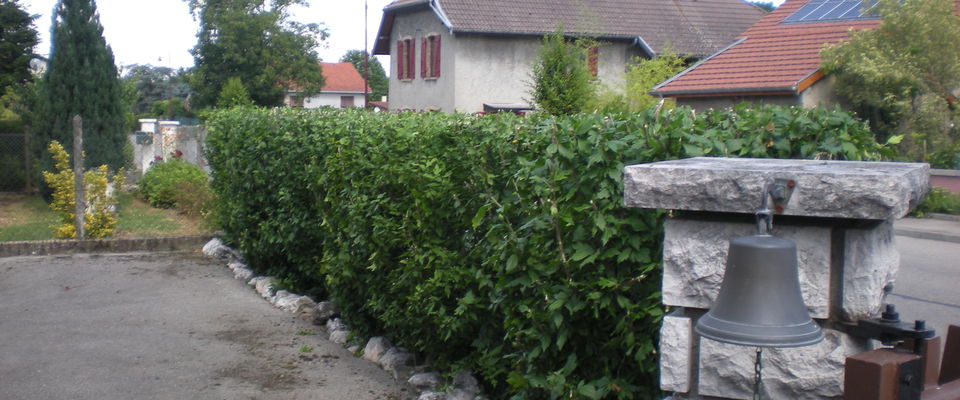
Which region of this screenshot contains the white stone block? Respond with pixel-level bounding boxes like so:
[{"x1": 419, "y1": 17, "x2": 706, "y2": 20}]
[
  {"x1": 663, "y1": 219, "x2": 831, "y2": 318},
  {"x1": 660, "y1": 311, "x2": 692, "y2": 393},
  {"x1": 698, "y1": 328, "x2": 872, "y2": 399},
  {"x1": 843, "y1": 220, "x2": 898, "y2": 321}
]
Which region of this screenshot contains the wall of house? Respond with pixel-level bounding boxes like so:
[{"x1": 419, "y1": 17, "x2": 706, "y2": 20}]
[
  {"x1": 676, "y1": 94, "x2": 800, "y2": 111},
  {"x1": 388, "y1": 8, "x2": 457, "y2": 112},
  {"x1": 799, "y1": 76, "x2": 841, "y2": 109},
  {"x1": 303, "y1": 93, "x2": 366, "y2": 109}
]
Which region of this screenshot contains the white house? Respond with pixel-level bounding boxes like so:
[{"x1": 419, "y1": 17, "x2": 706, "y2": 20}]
[
  {"x1": 285, "y1": 62, "x2": 371, "y2": 109},
  {"x1": 373, "y1": 0, "x2": 767, "y2": 113}
]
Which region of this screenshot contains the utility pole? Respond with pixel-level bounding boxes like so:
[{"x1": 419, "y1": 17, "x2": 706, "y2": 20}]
[{"x1": 364, "y1": 0, "x2": 370, "y2": 107}]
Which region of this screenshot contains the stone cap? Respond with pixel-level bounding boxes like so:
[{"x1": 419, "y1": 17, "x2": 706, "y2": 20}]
[{"x1": 624, "y1": 157, "x2": 929, "y2": 220}]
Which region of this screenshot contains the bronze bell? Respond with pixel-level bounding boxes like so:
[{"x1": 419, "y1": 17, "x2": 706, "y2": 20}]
[{"x1": 695, "y1": 233, "x2": 824, "y2": 348}]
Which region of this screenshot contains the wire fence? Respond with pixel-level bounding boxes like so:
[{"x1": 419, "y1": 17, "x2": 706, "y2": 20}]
[{"x1": 0, "y1": 132, "x2": 30, "y2": 192}]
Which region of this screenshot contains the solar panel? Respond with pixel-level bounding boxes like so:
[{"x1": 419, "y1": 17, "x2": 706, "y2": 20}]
[{"x1": 781, "y1": 0, "x2": 879, "y2": 24}]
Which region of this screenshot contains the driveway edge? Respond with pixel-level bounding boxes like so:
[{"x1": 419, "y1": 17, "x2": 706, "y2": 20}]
[{"x1": 0, "y1": 235, "x2": 214, "y2": 257}]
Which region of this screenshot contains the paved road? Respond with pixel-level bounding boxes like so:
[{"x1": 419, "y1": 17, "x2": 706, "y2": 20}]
[
  {"x1": 0, "y1": 252, "x2": 414, "y2": 400},
  {"x1": 891, "y1": 235, "x2": 960, "y2": 341}
]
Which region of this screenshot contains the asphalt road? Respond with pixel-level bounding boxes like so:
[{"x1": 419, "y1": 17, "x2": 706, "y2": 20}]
[
  {"x1": 0, "y1": 252, "x2": 414, "y2": 400},
  {"x1": 890, "y1": 235, "x2": 960, "y2": 342}
]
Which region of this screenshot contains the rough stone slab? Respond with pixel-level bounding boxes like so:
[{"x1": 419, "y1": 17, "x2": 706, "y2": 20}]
[
  {"x1": 227, "y1": 261, "x2": 254, "y2": 281},
  {"x1": 380, "y1": 347, "x2": 415, "y2": 381},
  {"x1": 418, "y1": 392, "x2": 447, "y2": 400},
  {"x1": 843, "y1": 220, "x2": 898, "y2": 321},
  {"x1": 326, "y1": 318, "x2": 346, "y2": 333},
  {"x1": 663, "y1": 219, "x2": 831, "y2": 318},
  {"x1": 660, "y1": 311, "x2": 693, "y2": 393},
  {"x1": 329, "y1": 329, "x2": 351, "y2": 345},
  {"x1": 409, "y1": 372, "x2": 443, "y2": 391},
  {"x1": 698, "y1": 328, "x2": 873, "y2": 399},
  {"x1": 201, "y1": 237, "x2": 240, "y2": 260},
  {"x1": 624, "y1": 158, "x2": 928, "y2": 220},
  {"x1": 314, "y1": 301, "x2": 340, "y2": 324}
]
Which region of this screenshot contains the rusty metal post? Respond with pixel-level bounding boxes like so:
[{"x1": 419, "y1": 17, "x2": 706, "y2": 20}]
[
  {"x1": 72, "y1": 115, "x2": 85, "y2": 239},
  {"x1": 845, "y1": 349, "x2": 923, "y2": 400}
]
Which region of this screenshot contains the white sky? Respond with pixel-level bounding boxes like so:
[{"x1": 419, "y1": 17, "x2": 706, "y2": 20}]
[
  {"x1": 20, "y1": 0, "x2": 786, "y2": 72},
  {"x1": 21, "y1": 0, "x2": 394, "y2": 71}
]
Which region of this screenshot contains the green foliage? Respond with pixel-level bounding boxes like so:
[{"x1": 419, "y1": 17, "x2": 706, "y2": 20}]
[
  {"x1": 821, "y1": 0, "x2": 960, "y2": 160},
  {"x1": 912, "y1": 187, "x2": 960, "y2": 216},
  {"x1": 529, "y1": 30, "x2": 596, "y2": 115},
  {"x1": 205, "y1": 105, "x2": 885, "y2": 399},
  {"x1": 41, "y1": 140, "x2": 124, "y2": 238},
  {"x1": 217, "y1": 77, "x2": 254, "y2": 108},
  {"x1": 749, "y1": 1, "x2": 776, "y2": 12},
  {"x1": 340, "y1": 50, "x2": 388, "y2": 101},
  {"x1": 187, "y1": 0, "x2": 327, "y2": 109},
  {"x1": 32, "y1": 0, "x2": 128, "y2": 176},
  {"x1": 593, "y1": 51, "x2": 687, "y2": 113},
  {"x1": 138, "y1": 158, "x2": 208, "y2": 209},
  {"x1": 0, "y1": 0, "x2": 38, "y2": 93},
  {"x1": 121, "y1": 64, "x2": 192, "y2": 116}
]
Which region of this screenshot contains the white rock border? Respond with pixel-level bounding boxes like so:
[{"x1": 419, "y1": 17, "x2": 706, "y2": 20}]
[{"x1": 202, "y1": 238, "x2": 486, "y2": 400}]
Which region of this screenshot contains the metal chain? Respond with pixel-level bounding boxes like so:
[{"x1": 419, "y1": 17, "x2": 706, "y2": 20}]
[{"x1": 753, "y1": 347, "x2": 763, "y2": 400}]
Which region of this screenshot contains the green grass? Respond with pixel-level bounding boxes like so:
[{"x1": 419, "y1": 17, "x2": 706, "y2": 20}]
[
  {"x1": 0, "y1": 196, "x2": 59, "y2": 241},
  {"x1": 0, "y1": 192, "x2": 207, "y2": 241}
]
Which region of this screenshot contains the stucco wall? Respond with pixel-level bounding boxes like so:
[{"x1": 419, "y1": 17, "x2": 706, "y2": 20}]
[
  {"x1": 303, "y1": 93, "x2": 366, "y2": 109},
  {"x1": 388, "y1": 8, "x2": 457, "y2": 112},
  {"x1": 799, "y1": 76, "x2": 841, "y2": 109},
  {"x1": 677, "y1": 94, "x2": 800, "y2": 111}
]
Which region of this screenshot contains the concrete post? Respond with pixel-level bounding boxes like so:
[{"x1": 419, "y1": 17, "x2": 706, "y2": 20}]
[{"x1": 623, "y1": 157, "x2": 929, "y2": 399}]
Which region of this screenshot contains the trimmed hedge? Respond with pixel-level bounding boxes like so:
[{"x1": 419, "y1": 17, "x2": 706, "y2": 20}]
[
  {"x1": 139, "y1": 159, "x2": 208, "y2": 209},
  {"x1": 205, "y1": 105, "x2": 885, "y2": 399}
]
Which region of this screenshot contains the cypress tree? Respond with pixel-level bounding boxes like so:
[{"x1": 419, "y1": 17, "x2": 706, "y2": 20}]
[{"x1": 34, "y1": 0, "x2": 126, "y2": 172}]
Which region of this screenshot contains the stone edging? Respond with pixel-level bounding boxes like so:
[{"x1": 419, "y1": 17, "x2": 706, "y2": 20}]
[
  {"x1": 0, "y1": 235, "x2": 214, "y2": 258},
  {"x1": 201, "y1": 238, "x2": 488, "y2": 400}
]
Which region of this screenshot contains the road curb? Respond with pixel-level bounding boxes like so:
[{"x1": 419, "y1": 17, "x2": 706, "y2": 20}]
[
  {"x1": 0, "y1": 235, "x2": 214, "y2": 258},
  {"x1": 894, "y1": 229, "x2": 960, "y2": 244}
]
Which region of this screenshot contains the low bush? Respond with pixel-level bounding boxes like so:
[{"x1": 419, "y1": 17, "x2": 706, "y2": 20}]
[
  {"x1": 205, "y1": 105, "x2": 886, "y2": 399},
  {"x1": 912, "y1": 187, "x2": 960, "y2": 216},
  {"x1": 139, "y1": 159, "x2": 208, "y2": 209},
  {"x1": 41, "y1": 140, "x2": 124, "y2": 238}
]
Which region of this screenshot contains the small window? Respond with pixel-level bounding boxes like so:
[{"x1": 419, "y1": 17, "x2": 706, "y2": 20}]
[
  {"x1": 421, "y1": 34, "x2": 441, "y2": 79},
  {"x1": 397, "y1": 38, "x2": 416, "y2": 81},
  {"x1": 340, "y1": 96, "x2": 355, "y2": 108}
]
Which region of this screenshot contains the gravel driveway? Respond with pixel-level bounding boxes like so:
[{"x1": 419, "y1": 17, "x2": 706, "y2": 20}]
[{"x1": 0, "y1": 251, "x2": 414, "y2": 400}]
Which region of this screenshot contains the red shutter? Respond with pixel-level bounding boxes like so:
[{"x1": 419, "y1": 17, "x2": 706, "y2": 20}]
[
  {"x1": 433, "y1": 36, "x2": 441, "y2": 77},
  {"x1": 588, "y1": 46, "x2": 599, "y2": 77},
  {"x1": 397, "y1": 40, "x2": 404, "y2": 79},
  {"x1": 421, "y1": 37, "x2": 428, "y2": 78},
  {"x1": 408, "y1": 39, "x2": 416, "y2": 80}
]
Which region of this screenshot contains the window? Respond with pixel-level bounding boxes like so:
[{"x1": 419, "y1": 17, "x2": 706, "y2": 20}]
[
  {"x1": 396, "y1": 38, "x2": 416, "y2": 81},
  {"x1": 340, "y1": 96, "x2": 355, "y2": 108},
  {"x1": 421, "y1": 34, "x2": 441, "y2": 79}
]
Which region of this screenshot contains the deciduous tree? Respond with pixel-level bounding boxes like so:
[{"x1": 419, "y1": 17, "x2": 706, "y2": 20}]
[
  {"x1": 340, "y1": 49, "x2": 388, "y2": 102},
  {"x1": 821, "y1": 0, "x2": 960, "y2": 165},
  {"x1": 186, "y1": 0, "x2": 327, "y2": 108}
]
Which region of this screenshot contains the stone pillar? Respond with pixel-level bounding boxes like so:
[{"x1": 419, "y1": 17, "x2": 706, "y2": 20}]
[
  {"x1": 158, "y1": 120, "x2": 180, "y2": 161},
  {"x1": 623, "y1": 157, "x2": 929, "y2": 399}
]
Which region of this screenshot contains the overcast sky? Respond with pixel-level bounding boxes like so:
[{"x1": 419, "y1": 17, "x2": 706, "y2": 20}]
[
  {"x1": 20, "y1": 0, "x2": 785, "y2": 72},
  {"x1": 21, "y1": 0, "x2": 394, "y2": 71}
]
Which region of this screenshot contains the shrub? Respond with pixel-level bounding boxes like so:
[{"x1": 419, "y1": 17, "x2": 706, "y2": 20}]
[
  {"x1": 139, "y1": 158, "x2": 208, "y2": 209},
  {"x1": 41, "y1": 140, "x2": 124, "y2": 238},
  {"x1": 912, "y1": 187, "x2": 960, "y2": 216},
  {"x1": 205, "y1": 105, "x2": 886, "y2": 399}
]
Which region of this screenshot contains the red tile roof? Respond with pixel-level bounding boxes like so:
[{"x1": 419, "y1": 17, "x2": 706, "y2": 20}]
[
  {"x1": 320, "y1": 62, "x2": 370, "y2": 93},
  {"x1": 375, "y1": 0, "x2": 766, "y2": 58},
  {"x1": 652, "y1": 0, "x2": 881, "y2": 97}
]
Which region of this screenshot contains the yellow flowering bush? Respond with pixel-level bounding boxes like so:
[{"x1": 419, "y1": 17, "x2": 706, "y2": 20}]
[{"x1": 42, "y1": 141, "x2": 125, "y2": 238}]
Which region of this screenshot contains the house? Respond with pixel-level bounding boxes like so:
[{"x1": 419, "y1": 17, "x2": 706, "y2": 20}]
[
  {"x1": 373, "y1": 0, "x2": 766, "y2": 113},
  {"x1": 650, "y1": 0, "x2": 884, "y2": 110},
  {"x1": 285, "y1": 62, "x2": 371, "y2": 109}
]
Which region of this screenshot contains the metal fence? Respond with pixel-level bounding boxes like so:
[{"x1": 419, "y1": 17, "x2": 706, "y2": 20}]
[{"x1": 0, "y1": 132, "x2": 30, "y2": 192}]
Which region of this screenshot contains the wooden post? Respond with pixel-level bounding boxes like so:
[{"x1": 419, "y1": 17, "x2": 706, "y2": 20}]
[{"x1": 72, "y1": 115, "x2": 85, "y2": 240}]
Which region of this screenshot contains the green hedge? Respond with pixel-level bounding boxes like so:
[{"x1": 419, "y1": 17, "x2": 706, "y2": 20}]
[
  {"x1": 205, "y1": 105, "x2": 886, "y2": 399},
  {"x1": 139, "y1": 159, "x2": 208, "y2": 209}
]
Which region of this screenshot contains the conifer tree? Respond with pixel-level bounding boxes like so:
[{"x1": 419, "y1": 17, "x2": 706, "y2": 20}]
[{"x1": 33, "y1": 0, "x2": 127, "y2": 172}]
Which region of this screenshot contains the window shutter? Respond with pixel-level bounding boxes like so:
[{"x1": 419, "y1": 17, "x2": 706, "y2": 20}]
[
  {"x1": 408, "y1": 39, "x2": 416, "y2": 80},
  {"x1": 421, "y1": 37, "x2": 428, "y2": 78},
  {"x1": 397, "y1": 40, "x2": 404, "y2": 79},
  {"x1": 434, "y1": 36, "x2": 441, "y2": 77},
  {"x1": 588, "y1": 46, "x2": 599, "y2": 77}
]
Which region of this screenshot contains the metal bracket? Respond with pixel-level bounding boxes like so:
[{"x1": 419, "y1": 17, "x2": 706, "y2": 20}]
[
  {"x1": 839, "y1": 304, "x2": 936, "y2": 353},
  {"x1": 754, "y1": 178, "x2": 796, "y2": 236}
]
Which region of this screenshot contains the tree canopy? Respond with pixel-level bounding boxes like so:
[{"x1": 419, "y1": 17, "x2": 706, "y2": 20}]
[
  {"x1": 122, "y1": 64, "x2": 191, "y2": 116},
  {"x1": 528, "y1": 30, "x2": 595, "y2": 115},
  {"x1": 186, "y1": 0, "x2": 327, "y2": 108},
  {"x1": 32, "y1": 0, "x2": 127, "y2": 172},
  {"x1": 0, "y1": 0, "x2": 38, "y2": 93},
  {"x1": 821, "y1": 0, "x2": 960, "y2": 165},
  {"x1": 340, "y1": 50, "x2": 388, "y2": 102}
]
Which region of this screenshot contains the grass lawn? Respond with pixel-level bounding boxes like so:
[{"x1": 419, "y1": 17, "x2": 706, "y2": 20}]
[{"x1": 0, "y1": 192, "x2": 210, "y2": 241}]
